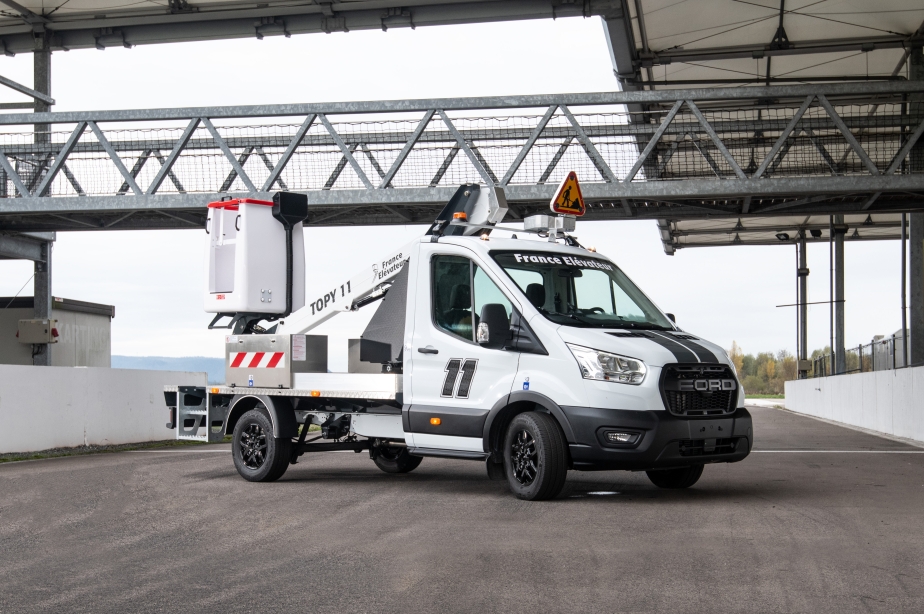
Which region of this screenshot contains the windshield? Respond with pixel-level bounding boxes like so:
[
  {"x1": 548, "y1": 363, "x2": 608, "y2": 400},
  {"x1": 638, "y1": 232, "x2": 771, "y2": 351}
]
[{"x1": 491, "y1": 250, "x2": 674, "y2": 330}]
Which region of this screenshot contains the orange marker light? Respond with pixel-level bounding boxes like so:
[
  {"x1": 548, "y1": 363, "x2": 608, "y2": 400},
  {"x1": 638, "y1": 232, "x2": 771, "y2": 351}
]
[
  {"x1": 430, "y1": 417, "x2": 441, "y2": 426},
  {"x1": 210, "y1": 387, "x2": 219, "y2": 394},
  {"x1": 310, "y1": 390, "x2": 321, "y2": 397},
  {"x1": 452, "y1": 212, "x2": 467, "y2": 220}
]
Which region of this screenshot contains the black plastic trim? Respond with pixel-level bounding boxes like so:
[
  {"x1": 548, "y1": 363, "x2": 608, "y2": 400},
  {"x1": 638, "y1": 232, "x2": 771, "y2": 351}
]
[
  {"x1": 408, "y1": 447, "x2": 489, "y2": 460},
  {"x1": 560, "y1": 405, "x2": 752, "y2": 471},
  {"x1": 226, "y1": 394, "x2": 298, "y2": 439},
  {"x1": 406, "y1": 404, "x2": 488, "y2": 438}
]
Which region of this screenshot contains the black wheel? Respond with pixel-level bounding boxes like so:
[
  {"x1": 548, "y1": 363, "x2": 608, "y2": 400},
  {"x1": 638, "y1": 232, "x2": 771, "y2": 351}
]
[
  {"x1": 503, "y1": 412, "x2": 567, "y2": 501},
  {"x1": 373, "y1": 446, "x2": 423, "y2": 474},
  {"x1": 646, "y1": 464, "x2": 704, "y2": 489},
  {"x1": 232, "y1": 408, "x2": 292, "y2": 482}
]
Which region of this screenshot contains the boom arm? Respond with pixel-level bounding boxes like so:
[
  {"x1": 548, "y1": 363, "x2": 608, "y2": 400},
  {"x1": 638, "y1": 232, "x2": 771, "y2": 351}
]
[
  {"x1": 276, "y1": 240, "x2": 416, "y2": 336},
  {"x1": 273, "y1": 183, "x2": 508, "y2": 336}
]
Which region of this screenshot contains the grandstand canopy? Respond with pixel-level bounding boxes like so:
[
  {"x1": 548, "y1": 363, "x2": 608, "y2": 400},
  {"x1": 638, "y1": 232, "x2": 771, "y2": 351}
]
[
  {"x1": 660, "y1": 212, "x2": 904, "y2": 254},
  {"x1": 614, "y1": 0, "x2": 924, "y2": 89}
]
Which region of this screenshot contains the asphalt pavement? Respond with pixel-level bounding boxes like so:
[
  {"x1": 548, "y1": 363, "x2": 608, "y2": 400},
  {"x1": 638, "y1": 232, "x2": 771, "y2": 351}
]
[{"x1": 1, "y1": 406, "x2": 923, "y2": 613}]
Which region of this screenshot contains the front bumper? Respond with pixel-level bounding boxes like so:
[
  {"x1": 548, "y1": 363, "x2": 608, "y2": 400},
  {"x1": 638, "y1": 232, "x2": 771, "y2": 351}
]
[{"x1": 560, "y1": 405, "x2": 752, "y2": 471}]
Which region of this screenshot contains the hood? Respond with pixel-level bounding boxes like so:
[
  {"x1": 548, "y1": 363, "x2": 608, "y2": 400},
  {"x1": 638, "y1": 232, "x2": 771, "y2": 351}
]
[{"x1": 556, "y1": 327, "x2": 731, "y2": 369}]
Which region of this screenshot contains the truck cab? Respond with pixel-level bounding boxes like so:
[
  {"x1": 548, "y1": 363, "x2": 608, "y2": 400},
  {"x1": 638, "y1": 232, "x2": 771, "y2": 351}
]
[{"x1": 166, "y1": 185, "x2": 751, "y2": 500}]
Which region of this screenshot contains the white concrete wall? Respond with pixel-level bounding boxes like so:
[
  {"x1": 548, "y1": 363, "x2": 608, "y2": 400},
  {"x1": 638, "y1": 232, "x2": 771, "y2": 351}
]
[
  {"x1": 784, "y1": 365, "x2": 924, "y2": 444},
  {"x1": 0, "y1": 365, "x2": 205, "y2": 453}
]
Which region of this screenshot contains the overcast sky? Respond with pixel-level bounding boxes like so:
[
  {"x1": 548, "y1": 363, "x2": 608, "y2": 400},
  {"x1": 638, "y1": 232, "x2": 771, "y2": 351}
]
[{"x1": 0, "y1": 17, "x2": 909, "y2": 369}]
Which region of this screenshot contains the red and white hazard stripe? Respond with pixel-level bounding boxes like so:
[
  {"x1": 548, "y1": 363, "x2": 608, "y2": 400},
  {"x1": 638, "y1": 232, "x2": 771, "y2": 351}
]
[{"x1": 229, "y1": 352, "x2": 286, "y2": 369}]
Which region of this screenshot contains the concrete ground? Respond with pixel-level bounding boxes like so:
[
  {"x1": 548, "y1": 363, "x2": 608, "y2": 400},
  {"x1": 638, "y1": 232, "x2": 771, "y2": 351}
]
[{"x1": 1, "y1": 406, "x2": 923, "y2": 614}]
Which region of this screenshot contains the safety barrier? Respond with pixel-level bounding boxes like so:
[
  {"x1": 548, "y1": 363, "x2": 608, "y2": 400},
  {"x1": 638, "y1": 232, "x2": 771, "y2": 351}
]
[
  {"x1": 0, "y1": 365, "x2": 205, "y2": 454},
  {"x1": 785, "y1": 365, "x2": 924, "y2": 444}
]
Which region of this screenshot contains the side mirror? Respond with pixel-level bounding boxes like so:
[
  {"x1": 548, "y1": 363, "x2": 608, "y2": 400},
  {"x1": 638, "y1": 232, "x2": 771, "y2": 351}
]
[
  {"x1": 477, "y1": 304, "x2": 510, "y2": 349},
  {"x1": 666, "y1": 313, "x2": 676, "y2": 323}
]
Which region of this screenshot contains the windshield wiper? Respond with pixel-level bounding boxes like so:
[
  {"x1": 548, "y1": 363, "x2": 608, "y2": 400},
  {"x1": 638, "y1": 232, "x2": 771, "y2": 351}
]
[
  {"x1": 565, "y1": 311, "x2": 599, "y2": 326},
  {"x1": 615, "y1": 321, "x2": 673, "y2": 331}
]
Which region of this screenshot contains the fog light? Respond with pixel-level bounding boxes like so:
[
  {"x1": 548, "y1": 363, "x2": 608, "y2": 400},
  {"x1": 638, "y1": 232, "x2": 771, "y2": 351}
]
[{"x1": 605, "y1": 431, "x2": 639, "y2": 444}]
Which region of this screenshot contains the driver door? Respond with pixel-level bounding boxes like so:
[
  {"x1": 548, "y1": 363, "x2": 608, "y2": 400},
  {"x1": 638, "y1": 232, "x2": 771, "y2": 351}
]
[{"x1": 406, "y1": 243, "x2": 520, "y2": 452}]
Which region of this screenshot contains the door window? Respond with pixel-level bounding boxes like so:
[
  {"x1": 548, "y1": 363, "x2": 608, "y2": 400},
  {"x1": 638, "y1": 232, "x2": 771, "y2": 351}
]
[
  {"x1": 432, "y1": 255, "x2": 473, "y2": 341},
  {"x1": 432, "y1": 256, "x2": 513, "y2": 343}
]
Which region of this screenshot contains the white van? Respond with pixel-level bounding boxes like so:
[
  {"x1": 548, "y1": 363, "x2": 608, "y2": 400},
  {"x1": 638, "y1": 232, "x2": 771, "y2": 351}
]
[{"x1": 166, "y1": 186, "x2": 752, "y2": 500}]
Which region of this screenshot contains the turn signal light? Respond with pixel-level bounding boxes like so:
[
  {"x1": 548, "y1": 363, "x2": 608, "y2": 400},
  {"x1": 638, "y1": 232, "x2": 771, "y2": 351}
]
[
  {"x1": 210, "y1": 387, "x2": 219, "y2": 394},
  {"x1": 310, "y1": 390, "x2": 321, "y2": 397},
  {"x1": 430, "y1": 417, "x2": 441, "y2": 425},
  {"x1": 452, "y1": 212, "x2": 467, "y2": 220}
]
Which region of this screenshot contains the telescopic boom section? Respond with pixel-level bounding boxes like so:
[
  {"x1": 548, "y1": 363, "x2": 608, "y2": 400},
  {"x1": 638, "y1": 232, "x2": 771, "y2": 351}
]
[{"x1": 276, "y1": 239, "x2": 415, "y2": 336}]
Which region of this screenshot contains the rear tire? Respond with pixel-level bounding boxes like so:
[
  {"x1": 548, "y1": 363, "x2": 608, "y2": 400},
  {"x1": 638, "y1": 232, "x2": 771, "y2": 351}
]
[
  {"x1": 373, "y1": 447, "x2": 423, "y2": 474},
  {"x1": 503, "y1": 412, "x2": 567, "y2": 501},
  {"x1": 646, "y1": 464, "x2": 704, "y2": 489},
  {"x1": 232, "y1": 408, "x2": 292, "y2": 482}
]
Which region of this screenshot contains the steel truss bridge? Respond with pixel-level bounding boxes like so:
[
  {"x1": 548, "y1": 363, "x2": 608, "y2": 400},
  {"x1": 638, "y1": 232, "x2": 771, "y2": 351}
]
[{"x1": 0, "y1": 81, "x2": 921, "y2": 233}]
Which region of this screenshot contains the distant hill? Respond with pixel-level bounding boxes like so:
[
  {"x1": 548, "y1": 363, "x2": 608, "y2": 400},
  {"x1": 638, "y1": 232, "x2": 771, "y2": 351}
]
[{"x1": 112, "y1": 356, "x2": 225, "y2": 384}]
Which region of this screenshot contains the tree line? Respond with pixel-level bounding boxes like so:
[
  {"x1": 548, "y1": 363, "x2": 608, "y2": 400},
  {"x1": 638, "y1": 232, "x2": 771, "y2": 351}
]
[{"x1": 727, "y1": 342, "x2": 797, "y2": 396}]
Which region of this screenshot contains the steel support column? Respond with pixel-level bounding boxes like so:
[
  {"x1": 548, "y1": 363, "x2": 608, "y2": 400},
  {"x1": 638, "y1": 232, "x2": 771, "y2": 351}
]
[
  {"x1": 32, "y1": 39, "x2": 52, "y2": 366},
  {"x1": 912, "y1": 213, "x2": 924, "y2": 366},
  {"x1": 33, "y1": 34, "x2": 50, "y2": 135},
  {"x1": 798, "y1": 233, "x2": 809, "y2": 377},
  {"x1": 834, "y1": 214, "x2": 847, "y2": 374},
  {"x1": 911, "y1": 45, "x2": 924, "y2": 367},
  {"x1": 32, "y1": 240, "x2": 52, "y2": 365}
]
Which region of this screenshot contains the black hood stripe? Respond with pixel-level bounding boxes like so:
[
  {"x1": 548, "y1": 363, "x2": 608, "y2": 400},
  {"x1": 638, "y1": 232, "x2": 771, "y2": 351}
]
[
  {"x1": 644, "y1": 333, "x2": 699, "y2": 363},
  {"x1": 673, "y1": 338, "x2": 719, "y2": 363}
]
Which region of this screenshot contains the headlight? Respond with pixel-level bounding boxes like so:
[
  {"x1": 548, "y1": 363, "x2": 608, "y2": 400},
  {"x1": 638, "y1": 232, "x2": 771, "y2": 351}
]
[{"x1": 567, "y1": 343, "x2": 647, "y2": 385}]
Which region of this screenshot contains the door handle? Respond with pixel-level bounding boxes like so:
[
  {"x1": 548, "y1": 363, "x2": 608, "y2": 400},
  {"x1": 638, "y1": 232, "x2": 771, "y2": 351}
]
[{"x1": 417, "y1": 346, "x2": 439, "y2": 354}]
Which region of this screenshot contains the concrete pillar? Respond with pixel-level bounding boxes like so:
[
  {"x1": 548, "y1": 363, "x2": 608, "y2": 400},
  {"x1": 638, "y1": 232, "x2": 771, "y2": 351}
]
[
  {"x1": 834, "y1": 215, "x2": 847, "y2": 374},
  {"x1": 910, "y1": 46, "x2": 924, "y2": 366}
]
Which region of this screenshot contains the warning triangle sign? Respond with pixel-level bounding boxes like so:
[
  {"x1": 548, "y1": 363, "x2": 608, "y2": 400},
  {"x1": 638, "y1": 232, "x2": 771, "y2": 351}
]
[{"x1": 550, "y1": 171, "x2": 585, "y2": 216}]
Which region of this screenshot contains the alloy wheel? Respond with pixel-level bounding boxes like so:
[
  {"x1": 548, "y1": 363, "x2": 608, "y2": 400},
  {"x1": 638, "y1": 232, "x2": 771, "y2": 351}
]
[
  {"x1": 240, "y1": 423, "x2": 267, "y2": 469},
  {"x1": 511, "y1": 429, "x2": 538, "y2": 485}
]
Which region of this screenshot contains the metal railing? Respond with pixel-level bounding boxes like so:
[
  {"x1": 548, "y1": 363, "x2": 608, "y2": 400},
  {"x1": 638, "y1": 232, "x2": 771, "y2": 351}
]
[
  {"x1": 0, "y1": 81, "x2": 923, "y2": 231},
  {"x1": 812, "y1": 333, "x2": 910, "y2": 377}
]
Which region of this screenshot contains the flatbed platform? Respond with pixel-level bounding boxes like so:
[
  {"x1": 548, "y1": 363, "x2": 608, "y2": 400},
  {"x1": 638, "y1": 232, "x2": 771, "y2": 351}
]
[{"x1": 165, "y1": 373, "x2": 403, "y2": 401}]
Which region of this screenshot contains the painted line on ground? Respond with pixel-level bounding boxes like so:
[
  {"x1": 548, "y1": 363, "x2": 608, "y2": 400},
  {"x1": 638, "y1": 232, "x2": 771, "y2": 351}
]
[
  {"x1": 752, "y1": 450, "x2": 924, "y2": 453},
  {"x1": 128, "y1": 449, "x2": 230, "y2": 453}
]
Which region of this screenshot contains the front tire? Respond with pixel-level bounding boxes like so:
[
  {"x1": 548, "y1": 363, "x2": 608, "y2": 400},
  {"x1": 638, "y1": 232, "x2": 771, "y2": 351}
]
[
  {"x1": 373, "y1": 446, "x2": 423, "y2": 474},
  {"x1": 646, "y1": 464, "x2": 704, "y2": 489},
  {"x1": 232, "y1": 408, "x2": 292, "y2": 482},
  {"x1": 503, "y1": 412, "x2": 567, "y2": 501}
]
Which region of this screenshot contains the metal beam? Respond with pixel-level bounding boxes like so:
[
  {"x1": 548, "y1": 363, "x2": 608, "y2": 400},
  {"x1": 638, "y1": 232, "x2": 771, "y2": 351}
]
[
  {"x1": 501, "y1": 105, "x2": 557, "y2": 185},
  {"x1": 4, "y1": 82, "x2": 923, "y2": 126},
  {"x1": 0, "y1": 174, "x2": 920, "y2": 215},
  {"x1": 146, "y1": 119, "x2": 199, "y2": 195},
  {"x1": 0, "y1": 74, "x2": 54, "y2": 105},
  {"x1": 437, "y1": 110, "x2": 494, "y2": 186},
  {"x1": 379, "y1": 110, "x2": 433, "y2": 189},
  {"x1": 89, "y1": 121, "x2": 142, "y2": 195},
  {"x1": 0, "y1": 232, "x2": 45, "y2": 260},
  {"x1": 637, "y1": 35, "x2": 923, "y2": 67},
  {"x1": 0, "y1": 1, "x2": 586, "y2": 55},
  {"x1": 319, "y1": 114, "x2": 373, "y2": 189},
  {"x1": 261, "y1": 114, "x2": 314, "y2": 191}
]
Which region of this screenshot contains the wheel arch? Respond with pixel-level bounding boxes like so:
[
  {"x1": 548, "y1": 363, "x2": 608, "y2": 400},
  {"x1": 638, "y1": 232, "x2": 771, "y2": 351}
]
[
  {"x1": 225, "y1": 394, "x2": 298, "y2": 439},
  {"x1": 482, "y1": 390, "x2": 575, "y2": 457}
]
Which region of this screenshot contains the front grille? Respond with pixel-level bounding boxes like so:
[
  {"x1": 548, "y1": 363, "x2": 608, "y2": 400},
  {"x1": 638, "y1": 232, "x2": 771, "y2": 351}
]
[
  {"x1": 679, "y1": 438, "x2": 739, "y2": 456},
  {"x1": 660, "y1": 364, "x2": 738, "y2": 416},
  {"x1": 665, "y1": 390, "x2": 734, "y2": 415}
]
